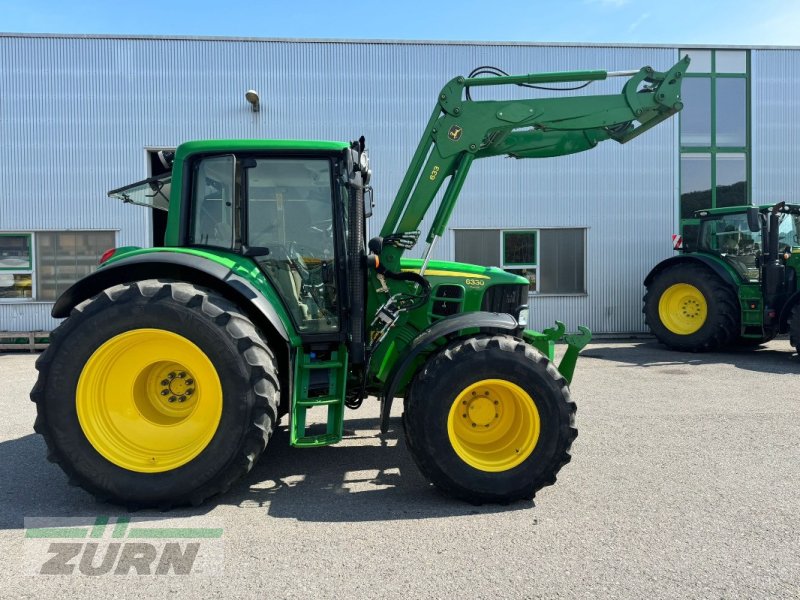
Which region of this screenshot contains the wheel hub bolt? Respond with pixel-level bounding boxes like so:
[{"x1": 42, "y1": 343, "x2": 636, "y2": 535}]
[
  {"x1": 186, "y1": 379, "x2": 194, "y2": 386},
  {"x1": 168, "y1": 372, "x2": 176, "y2": 380},
  {"x1": 177, "y1": 372, "x2": 186, "y2": 378},
  {"x1": 160, "y1": 379, "x2": 170, "y2": 386},
  {"x1": 160, "y1": 390, "x2": 170, "y2": 396},
  {"x1": 186, "y1": 388, "x2": 195, "y2": 396},
  {"x1": 178, "y1": 396, "x2": 187, "y2": 403},
  {"x1": 168, "y1": 396, "x2": 178, "y2": 403}
]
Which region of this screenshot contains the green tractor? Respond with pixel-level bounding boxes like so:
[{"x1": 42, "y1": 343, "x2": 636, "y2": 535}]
[
  {"x1": 32, "y1": 58, "x2": 687, "y2": 508},
  {"x1": 644, "y1": 202, "x2": 800, "y2": 353}
]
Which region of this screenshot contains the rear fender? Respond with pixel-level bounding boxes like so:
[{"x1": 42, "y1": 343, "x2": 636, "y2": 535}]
[
  {"x1": 52, "y1": 252, "x2": 293, "y2": 413},
  {"x1": 52, "y1": 252, "x2": 291, "y2": 343},
  {"x1": 644, "y1": 254, "x2": 741, "y2": 290}
]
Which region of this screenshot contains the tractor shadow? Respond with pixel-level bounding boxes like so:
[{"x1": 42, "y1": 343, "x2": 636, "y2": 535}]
[
  {"x1": 217, "y1": 418, "x2": 529, "y2": 521},
  {"x1": 581, "y1": 338, "x2": 799, "y2": 375},
  {"x1": 0, "y1": 420, "x2": 528, "y2": 530}
]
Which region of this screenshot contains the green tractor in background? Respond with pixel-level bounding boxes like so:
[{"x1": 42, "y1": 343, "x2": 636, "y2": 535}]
[
  {"x1": 644, "y1": 202, "x2": 800, "y2": 353},
  {"x1": 32, "y1": 58, "x2": 688, "y2": 508}
]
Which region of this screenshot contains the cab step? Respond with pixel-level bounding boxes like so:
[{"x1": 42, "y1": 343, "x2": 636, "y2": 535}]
[{"x1": 290, "y1": 345, "x2": 348, "y2": 448}]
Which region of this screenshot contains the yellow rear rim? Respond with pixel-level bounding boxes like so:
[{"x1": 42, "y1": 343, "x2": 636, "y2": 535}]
[
  {"x1": 76, "y1": 329, "x2": 223, "y2": 473},
  {"x1": 658, "y1": 283, "x2": 708, "y2": 335},
  {"x1": 447, "y1": 379, "x2": 540, "y2": 472}
]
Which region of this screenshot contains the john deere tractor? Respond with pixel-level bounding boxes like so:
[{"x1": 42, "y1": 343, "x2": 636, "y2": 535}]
[
  {"x1": 32, "y1": 58, "x2": 687, "y2": 508},
  {"x1": 644, "y1": 202, "x2": 800, "y2": 353}
]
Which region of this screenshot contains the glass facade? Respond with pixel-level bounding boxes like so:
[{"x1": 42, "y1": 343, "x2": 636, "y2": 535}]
[{"x1": 679, "y1": 49, "x2": 750, "y2": 247}]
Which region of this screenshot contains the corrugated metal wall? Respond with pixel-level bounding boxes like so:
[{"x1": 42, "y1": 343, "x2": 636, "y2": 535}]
[
  {"x1": 751, "y1": 50, "x2": 800, "y2": 207},
  {"x1": 0, "y1": 35, "x2": 680, "y2": 333}
]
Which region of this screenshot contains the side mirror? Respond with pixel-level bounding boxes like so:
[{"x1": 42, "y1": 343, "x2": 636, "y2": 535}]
[
  {"x1": 364, "y1": 186, "x2": 374, "y2": 218},
  {"x1": 746, "y1": 206, "x2": 761, "y2": 233},
  {"x1": 242, "y1": 246, "x2": 270, "y2": 258}
]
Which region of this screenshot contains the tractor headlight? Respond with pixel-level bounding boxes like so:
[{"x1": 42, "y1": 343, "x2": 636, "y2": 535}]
[{"x1": 516, "y1": 305, "x2": 529, "y2": 328}]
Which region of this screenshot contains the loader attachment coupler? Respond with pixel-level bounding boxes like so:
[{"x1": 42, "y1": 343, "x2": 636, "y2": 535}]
[{"x1": 522, "y1": 322, "x2": 592, "y2": 384}]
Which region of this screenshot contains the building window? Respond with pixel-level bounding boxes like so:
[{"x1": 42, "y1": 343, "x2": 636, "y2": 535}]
[
  {"x1": 35, "y1": 232, "x2": 116, "y2": 301},
  {"x1": 454, "y1": 228, "x2": 586, "y2": 295},
  {"x1": 679, "y1": 49, "x2": 749, "y2": 247},
  {"x1": 0, "y1": 231, "x2": 115, "y2": 302},
  {"x1": 0, "y1": 234, "x2": 34, "y2": 300}
]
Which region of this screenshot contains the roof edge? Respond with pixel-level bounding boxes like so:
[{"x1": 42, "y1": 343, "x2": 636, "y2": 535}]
[{"x1": 0, "y1": 31, "x2": 798, "y2": 51}]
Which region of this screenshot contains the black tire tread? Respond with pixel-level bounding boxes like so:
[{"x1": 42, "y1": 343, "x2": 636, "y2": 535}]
[
  {"x1": 643, "y1": 263, "x2": 739, "y2": 352},
  {"x1": 31, "y1": 279, "x2": 279, "y2": 509},
  {"x1": 789, "y1": 304, "x2": 800, "y2": 355},
  {"x1": 403, "y1": 334, "x2": 577, "y2": 504}
]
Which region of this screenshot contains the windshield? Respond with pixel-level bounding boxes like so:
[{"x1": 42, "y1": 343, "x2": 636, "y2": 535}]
[
  {"x1": 246, "y1": 157, "x2": 339, "y2": 334},
  {"x1": 108, "y1": 174, "x2": 171, "y2": 211},
  {"x1": 699, "y1": 213, "x2": 760, "y2": 281}
]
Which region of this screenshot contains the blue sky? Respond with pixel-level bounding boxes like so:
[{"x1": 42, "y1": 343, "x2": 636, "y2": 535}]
[{"x1": 1, "y1": 0, "x2": 798, "y2": 46}]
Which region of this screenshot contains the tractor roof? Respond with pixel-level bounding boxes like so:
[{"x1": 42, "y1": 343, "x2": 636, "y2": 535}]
[{"x1": 175, "y1": 139, "x2": 350, "y2": 158}]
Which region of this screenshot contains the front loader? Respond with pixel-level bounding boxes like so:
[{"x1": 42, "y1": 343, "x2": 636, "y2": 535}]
[{"x1": 32, "y1": 57, "x2": 688, "y2": 507}]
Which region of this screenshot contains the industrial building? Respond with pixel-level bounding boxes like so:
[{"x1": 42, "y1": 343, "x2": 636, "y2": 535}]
[{"x1": 1, "y1": 33, "x2": 798, "y2": 335}]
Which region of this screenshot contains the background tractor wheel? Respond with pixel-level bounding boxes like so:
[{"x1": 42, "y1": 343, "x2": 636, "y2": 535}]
[
  {"x1": 643, "y1": 263, "x2": 739, "y2": 352},
  {"x1": 403, "y1": 334, "x2": 576, "y2": 504},
  {"x1": 31, "y1": 279, "x2": 279, "y2": 509},
  {"x1": 790, "y1": 304, "x2": 800, "y2": 356}
]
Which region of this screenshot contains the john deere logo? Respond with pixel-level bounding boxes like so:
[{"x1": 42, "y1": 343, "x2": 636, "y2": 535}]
[{"x1": 448, "y1": 125, "x2": 463, "y2": 141}]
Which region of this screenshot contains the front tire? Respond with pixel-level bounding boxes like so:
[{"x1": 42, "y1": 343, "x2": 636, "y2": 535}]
[
  {"x1": 644, "y1": 263, "x2": 739, "y2": 352},
  {"x1": 31, "y1": 280, "x2": 280, "y2": 508},
  {"x1": 403, "y1": 335, "x2": 577, "y2": 504}
]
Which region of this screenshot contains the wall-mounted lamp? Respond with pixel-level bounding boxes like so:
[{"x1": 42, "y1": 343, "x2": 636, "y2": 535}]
[{"x1": 245, "y1": 89, "x2": 260, "y2": 112}]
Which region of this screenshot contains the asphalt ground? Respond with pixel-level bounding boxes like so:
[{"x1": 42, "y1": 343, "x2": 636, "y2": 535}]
[{"x1": 0, "y1": 339, "x2": 798, "y2": 599}]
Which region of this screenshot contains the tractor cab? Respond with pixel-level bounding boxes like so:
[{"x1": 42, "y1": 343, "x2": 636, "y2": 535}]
[
  {"x1": 696, "y1": 210, "x2": 762, "y2": 281},
  {"x1": 694, "y1": 203, "x2": 800, "y2": 283}
]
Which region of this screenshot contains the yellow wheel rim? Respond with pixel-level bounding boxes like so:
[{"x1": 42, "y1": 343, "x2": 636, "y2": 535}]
[
  {"x1": 658, "y1": 283, "x2": 708, "y2": 335},
  {"x1": 447, "y1": 379, "x2": 540, "y2": 472},
  {"x1": 76, "y1": 329, "x2": 223, "y2": 473}
]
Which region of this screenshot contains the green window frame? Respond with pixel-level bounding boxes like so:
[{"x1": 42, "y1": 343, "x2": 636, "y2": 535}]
[
  {"x1": 501, "y1": 230, "x2": 538, "y2": 268},
  {"x1": 0, "y1": 233, "x2": 33, "y2": 270},
  {"x1": 0, "y1": 233, "x2": 34, "y2": 300},
  {"x1": 453, "y1": 228, "x2": 585, "y2": 295},
  {"x1": 679, "y1": 49, "x2": 751, "y2": 247}
]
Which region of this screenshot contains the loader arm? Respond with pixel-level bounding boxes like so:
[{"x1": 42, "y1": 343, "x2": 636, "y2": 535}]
[{"x1": 377, "y1": 56, "x2": 689, "y2": 271}]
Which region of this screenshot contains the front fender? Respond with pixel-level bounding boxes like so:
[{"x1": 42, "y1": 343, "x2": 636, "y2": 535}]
[{"x1": 378, "y1": 311, "x2": 518, "y2": 433}]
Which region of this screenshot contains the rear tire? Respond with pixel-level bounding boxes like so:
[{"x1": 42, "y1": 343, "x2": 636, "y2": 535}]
[
  {"x1": 790, "y1": 304, "x2": 800, "y2": 356},
  {"x1": 403, "y1": 335, "x2": 577, "y2": 504},
  {"x1": 644, "y1": 263, "x2": 739, "y2": 352},
  {"x1": 31, "y1": 279, "x2": 280, "y2": 508}
]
